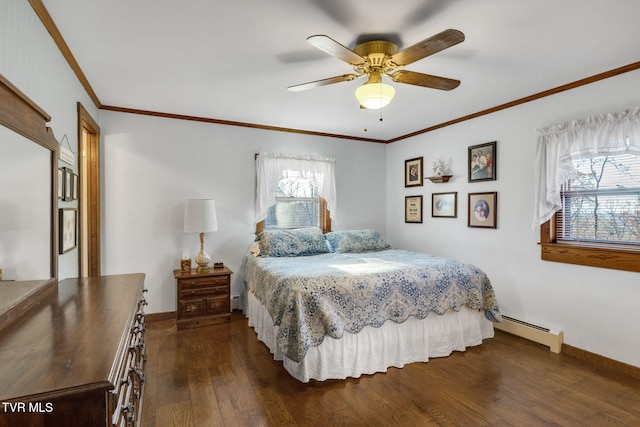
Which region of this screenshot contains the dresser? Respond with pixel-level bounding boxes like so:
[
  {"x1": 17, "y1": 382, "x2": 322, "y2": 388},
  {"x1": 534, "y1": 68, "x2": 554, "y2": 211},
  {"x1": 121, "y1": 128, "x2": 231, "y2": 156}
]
[
  {"x1": 174, "y1": 267, "x2": 232, "y2": 330},
  {"x1": 0, "y1": 274, "x2": 147, "y2": 427}
]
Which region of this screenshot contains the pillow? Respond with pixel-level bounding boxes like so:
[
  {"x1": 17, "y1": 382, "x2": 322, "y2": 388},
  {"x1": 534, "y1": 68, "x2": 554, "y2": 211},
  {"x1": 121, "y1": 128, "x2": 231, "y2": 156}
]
[
  {"x1": 324, "y1": 229, "x2": 391, "y2": 253},
  {"x1": 256, "y1": 227, "x2": 330, "y2": 257},
  {"x1": 249, "y1": 242, "x2": 260, "y2": 257}
]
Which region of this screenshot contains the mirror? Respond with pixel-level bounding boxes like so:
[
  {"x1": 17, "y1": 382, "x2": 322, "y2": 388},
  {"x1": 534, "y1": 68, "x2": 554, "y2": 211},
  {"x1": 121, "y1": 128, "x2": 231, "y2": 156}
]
[
  {"x1": 0, "y1": 126, "x2": 52, "y2": 280},
  {"x1": 0, "y1": 74, "x2": 58, "y2": 325}
]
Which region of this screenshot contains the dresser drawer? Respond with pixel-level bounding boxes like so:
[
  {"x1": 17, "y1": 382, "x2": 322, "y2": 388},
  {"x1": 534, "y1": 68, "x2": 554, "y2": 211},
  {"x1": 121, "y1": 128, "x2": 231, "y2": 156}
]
[
  {"x1": 206, "y1": 296, "x2": 230, "y2": 315},
  {"x1": 179, "y1": 285, "x2": 228, "y2": 299},
  {"x1": 179, "y1": 275, "x2": 228, "y2": 290},
  {"x1": 179, "y1": 299, "x2": 206, "y2": 317}
]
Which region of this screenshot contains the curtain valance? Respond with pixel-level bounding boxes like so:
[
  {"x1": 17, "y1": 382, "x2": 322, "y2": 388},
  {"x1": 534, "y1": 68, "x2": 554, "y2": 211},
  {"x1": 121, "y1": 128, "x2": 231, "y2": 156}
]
[
  {"x1": 532, "y1": 107, "x2": 640, "y2": 228},
  {"x1": 255, "y1": 152, "x2": 337, "y2": 225}
]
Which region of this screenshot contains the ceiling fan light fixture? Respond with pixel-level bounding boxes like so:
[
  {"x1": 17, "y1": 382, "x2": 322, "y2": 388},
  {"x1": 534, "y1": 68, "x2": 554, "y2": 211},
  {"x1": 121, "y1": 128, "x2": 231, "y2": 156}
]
[{"x1": 355, "y1": 82, "x2": 395, "y2": 109}]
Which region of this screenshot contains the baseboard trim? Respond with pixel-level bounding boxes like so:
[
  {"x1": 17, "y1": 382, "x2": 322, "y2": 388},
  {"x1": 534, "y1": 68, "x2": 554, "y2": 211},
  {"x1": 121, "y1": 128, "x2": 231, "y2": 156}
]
[
  {"x1": 562, "y1": 344, "x2": 640, "y2": 381},
  {"x1": 146, "y1": 311, "x2": 175, "y2": 323}
]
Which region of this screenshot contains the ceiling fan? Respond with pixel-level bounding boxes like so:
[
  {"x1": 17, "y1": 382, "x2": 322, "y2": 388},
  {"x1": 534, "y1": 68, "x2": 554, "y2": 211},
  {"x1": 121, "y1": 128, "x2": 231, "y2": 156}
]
[{"x1": 288, "y1": 29, "x2": 465, "y2": 109}]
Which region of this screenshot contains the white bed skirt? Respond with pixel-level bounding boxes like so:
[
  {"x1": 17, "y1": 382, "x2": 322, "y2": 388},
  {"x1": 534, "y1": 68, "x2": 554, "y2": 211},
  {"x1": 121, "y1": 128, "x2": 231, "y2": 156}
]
[{"x1": 245, "y1": 292, "x2": 494, "y2": 382}]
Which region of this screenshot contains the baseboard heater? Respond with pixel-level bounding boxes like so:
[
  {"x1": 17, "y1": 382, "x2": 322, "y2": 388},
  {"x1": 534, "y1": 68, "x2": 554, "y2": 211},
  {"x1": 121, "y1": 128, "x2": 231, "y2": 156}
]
[{"x1": 494, "y1": 316, "x2": 563, "y2": 353}]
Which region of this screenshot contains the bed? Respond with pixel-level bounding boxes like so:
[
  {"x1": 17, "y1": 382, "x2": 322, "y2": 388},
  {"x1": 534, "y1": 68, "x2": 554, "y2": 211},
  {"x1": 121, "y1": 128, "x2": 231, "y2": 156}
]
[{"x1": 244, "y1": 228, "x2": 502, "y2": 382}]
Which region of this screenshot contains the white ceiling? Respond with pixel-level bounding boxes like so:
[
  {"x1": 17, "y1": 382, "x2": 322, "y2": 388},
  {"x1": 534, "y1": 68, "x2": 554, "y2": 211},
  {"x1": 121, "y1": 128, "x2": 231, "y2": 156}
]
[{"x1": 42, "y1": 0, "x2": 640, "y2": 141}]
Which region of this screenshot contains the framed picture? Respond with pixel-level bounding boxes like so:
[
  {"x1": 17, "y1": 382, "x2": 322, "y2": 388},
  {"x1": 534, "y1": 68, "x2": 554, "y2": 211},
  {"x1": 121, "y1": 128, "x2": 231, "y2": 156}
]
[
  {"x1": 468, "y1": 141, "x2": 496, "y2": 182},
  {"x1": 432, "y1": 192, "x2": 457, "y2": 218},
  {"x1": 72, "y1": 173, "x2": 79, "y2": 200},
  {"x1": 405, "y1": 195, "x2": 423, "y2": 223},
  {"x1": 405, "y1": 157, "x2": 423, "y2": 187},
  {"x1": 57, "y1": 168, "x2": 64, "y2": 200},
  {"x1": 468, "y1": 192, "x2": 497, "y2": 228},
  {"x1": 63, "y1": 167, "x2": 73, "y2": 201},
  {"x1": 59, "y1": 208, "x2": 77, "y2": 253}
]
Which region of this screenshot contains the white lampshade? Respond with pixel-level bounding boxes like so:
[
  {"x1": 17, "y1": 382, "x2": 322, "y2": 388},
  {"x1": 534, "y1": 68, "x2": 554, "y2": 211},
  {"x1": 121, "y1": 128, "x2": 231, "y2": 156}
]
[
  {"x1": 355, "y1": 82, "x2": 395, "y2": 109},
  {"x1": 184, "y1": 199, "x2": 218, "y2": 233}
]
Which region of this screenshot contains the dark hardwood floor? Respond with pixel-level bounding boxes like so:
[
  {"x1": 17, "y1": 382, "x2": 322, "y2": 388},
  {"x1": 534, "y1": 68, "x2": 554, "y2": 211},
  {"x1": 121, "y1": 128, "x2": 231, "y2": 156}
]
[{"x1": 142, "y1": 312, "x2": 640, "y2": 426}]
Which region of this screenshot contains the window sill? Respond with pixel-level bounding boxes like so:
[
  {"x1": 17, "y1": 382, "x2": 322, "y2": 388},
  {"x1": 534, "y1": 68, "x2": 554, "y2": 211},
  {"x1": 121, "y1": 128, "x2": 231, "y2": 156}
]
[{"x1": 540, "y1": 242, "x2": 640, "y2": 272}]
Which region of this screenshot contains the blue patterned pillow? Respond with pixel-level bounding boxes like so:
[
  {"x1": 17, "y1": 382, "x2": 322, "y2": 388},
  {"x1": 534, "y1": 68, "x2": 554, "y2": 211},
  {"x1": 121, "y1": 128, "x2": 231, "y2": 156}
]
[
  {"x1": 324, "y1": 229, "x2": 391, "y2": 253},
  {"x1": 256, "y1": 227, "x2": 330, "y2": 257}
]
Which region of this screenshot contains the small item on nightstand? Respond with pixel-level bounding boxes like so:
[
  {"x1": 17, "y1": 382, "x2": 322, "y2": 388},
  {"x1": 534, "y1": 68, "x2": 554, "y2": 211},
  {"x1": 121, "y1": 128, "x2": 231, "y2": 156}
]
[
  {"x1": 180, "y1": 252, "x2": 192, "y2": 272},
  {"x1": 213, "y1": 262, "x2": 224, "y2": 269}
]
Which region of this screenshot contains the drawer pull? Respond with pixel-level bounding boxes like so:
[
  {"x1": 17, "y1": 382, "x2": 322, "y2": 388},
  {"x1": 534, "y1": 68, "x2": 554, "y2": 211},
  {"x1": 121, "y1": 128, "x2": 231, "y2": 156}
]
[
  {"x1": 186, "y1": 304, "x2": 198, "y2": 312},
  {"x1": 210, "y1": 301, "x2": 223, "y2": 309}
]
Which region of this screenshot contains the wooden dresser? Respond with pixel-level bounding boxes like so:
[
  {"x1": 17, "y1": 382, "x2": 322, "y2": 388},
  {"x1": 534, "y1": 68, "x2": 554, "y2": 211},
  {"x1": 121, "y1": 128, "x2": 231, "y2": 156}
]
[
  {"x1": 174, "y1": 267, "x2": 232, "y2": 330},
  {"x1": 0, "y1": 274, "x2": 147, "y2": 427}
]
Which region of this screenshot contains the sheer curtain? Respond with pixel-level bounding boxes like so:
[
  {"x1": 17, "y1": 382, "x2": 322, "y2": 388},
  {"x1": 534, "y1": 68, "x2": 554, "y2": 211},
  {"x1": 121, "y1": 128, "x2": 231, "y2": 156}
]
[
  {"x1": 255, "y1": 152, "x2": 337, "y2": 225},
  {"x1": 532, "y1": 106, "x2": 640, "y2": 228}
]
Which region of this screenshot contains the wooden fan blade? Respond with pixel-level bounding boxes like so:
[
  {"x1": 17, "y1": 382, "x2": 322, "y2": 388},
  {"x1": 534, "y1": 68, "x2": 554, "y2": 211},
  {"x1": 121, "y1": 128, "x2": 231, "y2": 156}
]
[
  {"x1": 307, "y1": 35, "x2": 365, "y2": 66},
  {"x1": 287, "y1": 74, "x2": 361, "y2": 92},
  {"x1": 391, "y1": 70, "x2": 460, "y2": 90},
  {"x1": 390, "y1": 29, "x2": 464, "y2": 66}
]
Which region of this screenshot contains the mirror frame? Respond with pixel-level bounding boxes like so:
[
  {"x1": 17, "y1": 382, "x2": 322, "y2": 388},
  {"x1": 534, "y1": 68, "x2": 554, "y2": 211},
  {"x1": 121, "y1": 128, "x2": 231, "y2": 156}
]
[{"x1": 0, "y1": 74, "x2": 59, "y2": 281}]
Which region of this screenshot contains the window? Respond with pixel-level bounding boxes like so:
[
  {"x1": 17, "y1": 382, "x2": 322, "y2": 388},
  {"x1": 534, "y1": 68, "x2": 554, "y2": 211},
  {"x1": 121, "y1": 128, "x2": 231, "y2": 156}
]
[
  {"x1": 535, "y1": 107, "x2": 640, "y2": 272},
  {"x1": 557, "y1": 153, "x2": 640, "y2": 245},
  {"x1": 265, "y1": 172, "x2": 321, "y2": 230},
  {"x1": 255, "y1": 153, "x2": 335, "y2": 234}
]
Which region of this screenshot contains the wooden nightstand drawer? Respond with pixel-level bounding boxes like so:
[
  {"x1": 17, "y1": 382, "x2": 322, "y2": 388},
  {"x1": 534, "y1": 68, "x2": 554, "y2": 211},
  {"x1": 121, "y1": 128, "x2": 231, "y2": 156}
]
[
  {"x1": 179, "y1": 286, "x2": 228, "y2": 299},
  {"x1": 174, "y1": 267, "x2": 233, "y2": 330},
  {"x1": 206, "y1": 296, "x2": 230, "y2": 314},
  {"x1": 179, "y1": 275, "x2": 228, "y2": 290},
  {"x1": 179, "y1": 299, "x2": 206, "y2": 317}
]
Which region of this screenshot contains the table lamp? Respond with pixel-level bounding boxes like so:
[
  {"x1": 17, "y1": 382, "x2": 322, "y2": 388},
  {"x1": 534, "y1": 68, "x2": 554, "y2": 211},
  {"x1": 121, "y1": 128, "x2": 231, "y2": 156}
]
[{"x1": 184, "y1": 199, "x2": 217, "y2": 272}]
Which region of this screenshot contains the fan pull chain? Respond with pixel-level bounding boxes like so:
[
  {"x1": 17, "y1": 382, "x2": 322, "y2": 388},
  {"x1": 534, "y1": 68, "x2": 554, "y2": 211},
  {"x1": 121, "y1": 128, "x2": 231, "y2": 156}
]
[{"x1": 363, "y1": 106, "x2": 368, "y2": 132}]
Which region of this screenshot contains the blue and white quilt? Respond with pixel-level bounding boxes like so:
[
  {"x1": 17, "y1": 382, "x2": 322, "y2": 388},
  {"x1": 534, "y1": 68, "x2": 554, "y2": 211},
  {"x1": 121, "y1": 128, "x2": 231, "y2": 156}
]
[{"x1": 245, "y1": 249, "x2": 502, "y2": 362}]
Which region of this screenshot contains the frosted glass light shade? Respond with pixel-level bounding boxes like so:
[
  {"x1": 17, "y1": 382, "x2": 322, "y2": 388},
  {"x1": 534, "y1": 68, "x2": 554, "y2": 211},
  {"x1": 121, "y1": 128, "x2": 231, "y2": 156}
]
[
  {"x1": 184, "y1": 199, "x2": 218, "y2": 233},
  {"x1": 355, "y1": 82, "x2": 395, "y2": 109}
]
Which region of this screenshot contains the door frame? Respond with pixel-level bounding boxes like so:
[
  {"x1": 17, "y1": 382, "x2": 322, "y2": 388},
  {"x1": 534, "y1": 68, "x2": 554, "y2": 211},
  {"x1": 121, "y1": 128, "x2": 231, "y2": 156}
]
[{"x1": 77, "y1": 103, "x2": 100, "y2": 277}]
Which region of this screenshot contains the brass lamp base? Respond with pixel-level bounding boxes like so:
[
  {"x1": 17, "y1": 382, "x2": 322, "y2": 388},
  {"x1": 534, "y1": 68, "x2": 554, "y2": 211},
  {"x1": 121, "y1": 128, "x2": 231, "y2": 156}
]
[{"x1": 195, "y1": 232, "x2": 211, "y2": 272}]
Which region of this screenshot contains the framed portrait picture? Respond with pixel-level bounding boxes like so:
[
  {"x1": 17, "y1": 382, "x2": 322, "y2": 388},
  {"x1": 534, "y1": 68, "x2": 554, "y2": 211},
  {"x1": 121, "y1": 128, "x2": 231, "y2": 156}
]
[
  {"x1": 59, "y1": 208, "x2": 77, "y2": 253},
  {"x1": 405, "y1": 157, "x2": 423, "y2": 187},
  {"x1": 468, "y1": 192, "x2": 497, "y2": 228},
  {"x1": 405, "y1": 195, "x2": 423, "y2": 223},
  {"x1": 432, "y1": 192, "x2": 457, "y2": 218},
  {"x1": 468, "y1": 141, "x2": 496, "y2": 182}
]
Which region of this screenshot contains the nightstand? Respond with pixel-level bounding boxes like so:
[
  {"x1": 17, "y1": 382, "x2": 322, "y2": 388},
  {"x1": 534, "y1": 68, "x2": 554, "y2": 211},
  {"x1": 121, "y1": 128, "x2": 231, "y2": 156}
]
[{"x1": 173, "y1": 266, "x2": 232, "y2": 330}]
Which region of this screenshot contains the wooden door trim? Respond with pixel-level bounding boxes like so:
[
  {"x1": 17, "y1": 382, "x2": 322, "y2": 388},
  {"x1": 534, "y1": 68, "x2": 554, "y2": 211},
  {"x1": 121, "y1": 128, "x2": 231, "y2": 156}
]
[{"x1": 77, "y1": 103, "x2": 100, "y2": 277}]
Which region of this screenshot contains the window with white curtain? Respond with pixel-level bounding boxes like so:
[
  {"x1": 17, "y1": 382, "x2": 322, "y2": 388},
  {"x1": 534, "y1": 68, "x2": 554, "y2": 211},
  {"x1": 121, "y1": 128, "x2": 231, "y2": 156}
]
[
  {"x1": 255, "y1": 153, "x2": 336, "y2": 232},
  {"x1": 534, "y1": 107, "x2": 640, "y2": 271}
]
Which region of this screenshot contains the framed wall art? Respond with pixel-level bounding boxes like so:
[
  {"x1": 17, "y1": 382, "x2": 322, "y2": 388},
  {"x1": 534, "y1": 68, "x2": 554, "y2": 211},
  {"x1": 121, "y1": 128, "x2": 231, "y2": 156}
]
[
  {"x1": 57, "y1": 168, "x2": 64, "y2": 200},
  {"x1": 72, "y1": 173, "x2": 79, "y2": 200},
  {"x1": 405, "y1": 195, "x2": 423, "y2": 223},
  {"x1": 63, "y1": 167, "x2": 73, "y2": 201},
  {"x1": 404, "y1": 157, "x2": 423, "y2": 187},
  {"x1": 468, "y1": 192, "x2": 497, "y2": 228},
  {"x1": 432, "y1": 192, "x2": 457, "y2": 218},
  {"x1": 59, "y1": 208, "x2": 77, "y2": 253},
  {"x1": 468, "y1": 141, "x2": 496, "y2": 182}
]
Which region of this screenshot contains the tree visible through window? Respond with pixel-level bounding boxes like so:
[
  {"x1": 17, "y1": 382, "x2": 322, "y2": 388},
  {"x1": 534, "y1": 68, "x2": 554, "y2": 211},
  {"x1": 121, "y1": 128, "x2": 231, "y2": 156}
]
[
  {"x1": 558, "y1": 152, "x2": 640, "y2": 245},
  {"x1": 265, "y1": 171, "x2": 320, "y2": 230}
]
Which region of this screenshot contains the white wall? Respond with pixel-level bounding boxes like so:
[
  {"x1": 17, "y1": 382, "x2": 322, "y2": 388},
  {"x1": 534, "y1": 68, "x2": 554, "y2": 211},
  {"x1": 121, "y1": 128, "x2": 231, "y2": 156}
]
[
  {"x1": 99, "y1": 111, "x2": 387, "y2": 315},
  {"x1": 0, "y1": 0, "x2": 99, "y2": 280},
  {"x1": 385, "y1": 69, "x2": 640, "y2": 368}
]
